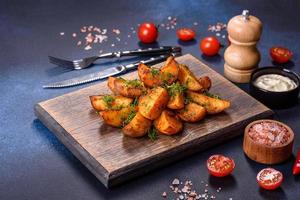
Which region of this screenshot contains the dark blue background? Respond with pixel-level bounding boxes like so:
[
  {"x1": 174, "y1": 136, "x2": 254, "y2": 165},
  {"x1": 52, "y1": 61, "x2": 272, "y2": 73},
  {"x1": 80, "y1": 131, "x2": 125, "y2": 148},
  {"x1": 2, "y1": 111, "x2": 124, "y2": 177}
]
[{"x1": 1, "y1": 0, "x2": 299, "y2": 199}]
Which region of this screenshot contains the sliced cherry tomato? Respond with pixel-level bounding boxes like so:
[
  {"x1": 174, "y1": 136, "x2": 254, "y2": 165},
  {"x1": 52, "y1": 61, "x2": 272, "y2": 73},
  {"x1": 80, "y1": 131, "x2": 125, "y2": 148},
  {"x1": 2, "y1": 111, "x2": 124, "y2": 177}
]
[
  {"x1": 257, "y1": 168, "x2": 283, "y2": 190},
  {"x1": 176, "y1": 28, "x2": 196, "y2": 41},
  {"x1": 200, "y1": 37, "x2": 220, "y2": 56},
  {"x1": 293, "y1": 149, "x2": 300, "y2": 175},
  {"x1": 138, "y1": 22, "x2": 158, "y2": 43},
  {"x1": 270, "y1": 47, "x2": 293, "y2": 64},
  {"x1": 207, "y1": 154, "x2": 235, "y2": 177}
]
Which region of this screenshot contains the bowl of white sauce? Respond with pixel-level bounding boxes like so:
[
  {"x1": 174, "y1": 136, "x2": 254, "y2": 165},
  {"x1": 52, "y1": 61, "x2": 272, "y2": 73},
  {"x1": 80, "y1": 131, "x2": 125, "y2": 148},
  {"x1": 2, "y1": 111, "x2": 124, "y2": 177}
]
[{"x1": 250, "y1": 67, "x2": 300, "y2": 108}]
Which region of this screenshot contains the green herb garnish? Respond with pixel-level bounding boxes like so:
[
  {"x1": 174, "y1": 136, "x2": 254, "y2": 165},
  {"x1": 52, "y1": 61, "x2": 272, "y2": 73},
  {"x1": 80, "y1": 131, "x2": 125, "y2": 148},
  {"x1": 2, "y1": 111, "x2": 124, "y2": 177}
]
[
  {"x1": 148, "y1": 126, "x2": 158, "y2": 141},
  {"x1": 123, "y1": 109, "x2": 137, "y2": 126},
  {"x1": 150, "y1": 68, "x2": 160, "y2": 76},
  {"x1": 131, "y1": 97, "x2": 139, "y2": 107},
  {"x1": 204, "y1": 92, "x2": 221, "y2": 99},
  {"x1": 102, "y1": 95, "x2": 115, "y2": 107},
  {"x1": 166, "y1": 82, "x2": 187, "y2": 97}
]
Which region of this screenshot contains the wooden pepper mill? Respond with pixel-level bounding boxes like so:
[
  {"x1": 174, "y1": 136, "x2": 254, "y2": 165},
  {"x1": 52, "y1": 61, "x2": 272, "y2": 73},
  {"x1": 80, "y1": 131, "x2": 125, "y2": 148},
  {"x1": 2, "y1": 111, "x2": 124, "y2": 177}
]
[{"x1": 224, "y1": 10, "x2": 263, "y2": 83}]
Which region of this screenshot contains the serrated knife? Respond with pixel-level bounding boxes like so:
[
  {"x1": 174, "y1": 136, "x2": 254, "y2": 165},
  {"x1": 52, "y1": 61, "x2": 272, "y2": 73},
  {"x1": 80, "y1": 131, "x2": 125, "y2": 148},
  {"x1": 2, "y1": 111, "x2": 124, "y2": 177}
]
[{"x1": 43, "y1": 52, "x2": 181, "y2": 89}]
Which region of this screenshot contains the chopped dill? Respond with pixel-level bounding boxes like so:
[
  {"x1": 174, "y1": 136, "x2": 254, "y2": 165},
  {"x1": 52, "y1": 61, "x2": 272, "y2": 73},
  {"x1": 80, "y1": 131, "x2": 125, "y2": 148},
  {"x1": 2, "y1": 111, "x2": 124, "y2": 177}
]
[
  {"x1": 126, "y1": 79, "x2": 143, "y2": 88},
  {"x1": 148, "y1": 126, "x2": 158, "y2": 141},
  {"x1": 204, "y1": 92, "x2": 221, "y2": 99},
  {"x1": 102, "y1": 95, "x2": 115, "y2": 107},
  {"x1": 123, "y1": 109, "x2": 136, "y2": 126},
  {"x1": 131, "y1": 97, "x2": 139, "y2": 107},
  {"x1": 166, "y1": 82, "x2": 187, "y2": 97},
  {"x1": 150, "y1": 68, "x2": 160, "y2": 76}
]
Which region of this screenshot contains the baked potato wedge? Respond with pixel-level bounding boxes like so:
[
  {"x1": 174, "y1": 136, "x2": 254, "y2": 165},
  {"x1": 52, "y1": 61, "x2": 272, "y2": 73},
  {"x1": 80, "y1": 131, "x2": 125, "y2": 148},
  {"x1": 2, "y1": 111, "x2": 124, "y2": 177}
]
[
  {"x1": 167, "y1": 93, "x2": 185, "y2": 110},
  {"x1": 139, "y1": 86, "x2": 169, "y2": 120},
  {"x1": 107, "y1": 77, "x2": 118, "y2": 94},
  {"x1": 178, "y1": 64, "x2": 203, "y2": 91},
  {"x1": 154, "y1": 110, "x2": 183, "y2": 135},
  {"x1": 89, "y1": 95, "x2": 133, "y2": 111},
  {"x1": 177, "y1": 102, "x2": 206, "y2": 122},
  {"x1": 122, "y1": 112, "x2": 152, "y2": 137},
  {"x1": 113, "y1": 77, "x2": 145, "y2": 98},
  {"x1": 198, "y1": 76, "x2": 212, "y2": 92},
  {"x1": 138, "y1": 56, "x2": 179, "y2": 87},
  {"x1": 187, "y1": 91, "x2": 230, "y2": 114},
  {"x1": 166, "y1": 82, "x2": 186, "y2": 109},
  {"x1": 138, "y1": 63, "x2": 161, "y2": 87},
  {"x1": 160, "y1": 56, "x2": 179, "y2": 85},
  {"x1": 99, "y1": 106, "x2": 132, "y2": 127}
]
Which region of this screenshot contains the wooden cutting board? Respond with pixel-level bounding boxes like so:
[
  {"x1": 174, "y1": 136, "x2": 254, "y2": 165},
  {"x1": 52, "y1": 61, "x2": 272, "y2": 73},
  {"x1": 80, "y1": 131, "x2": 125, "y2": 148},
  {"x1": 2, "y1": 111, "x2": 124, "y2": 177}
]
[{"x1": 34, "y1": 54, "x2": 273, "y2": 188}]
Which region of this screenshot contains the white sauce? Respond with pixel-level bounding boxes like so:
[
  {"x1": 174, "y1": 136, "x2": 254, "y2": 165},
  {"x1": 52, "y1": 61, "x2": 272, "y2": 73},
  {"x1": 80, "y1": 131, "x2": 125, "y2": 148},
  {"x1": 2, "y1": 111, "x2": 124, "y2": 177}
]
[{"x1": 254, "y1": 74, "x2": 297, "y2": 92}]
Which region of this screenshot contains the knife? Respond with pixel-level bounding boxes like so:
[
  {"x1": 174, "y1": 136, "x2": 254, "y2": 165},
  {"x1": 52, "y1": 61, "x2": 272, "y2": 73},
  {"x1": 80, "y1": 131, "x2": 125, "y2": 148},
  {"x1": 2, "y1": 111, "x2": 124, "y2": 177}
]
[{"x1": 43, "y1": 52, "x2": 181, "y2": 89}]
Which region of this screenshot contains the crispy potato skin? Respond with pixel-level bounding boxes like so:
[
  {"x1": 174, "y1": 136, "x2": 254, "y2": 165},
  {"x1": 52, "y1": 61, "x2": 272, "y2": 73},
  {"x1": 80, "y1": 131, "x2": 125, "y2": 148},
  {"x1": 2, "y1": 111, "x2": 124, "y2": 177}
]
[
  {"x1": 122, "y1": 112, "x2": 152, "y2": 137},
  {"x1": 138, "y1": 63, "x2": 161, "y2": 87},
  {"x1": 178, "y1": 64, "x2": 203, "y2": 91},
  {"x1": 198, "y1": 76, "x2": 212, "y2": 92},
  {"x1": 167, "y1": 93, "x2": 185, "y2": 109},
  {"x1": 154, "y1": 110, "x2": 183, "y2": 135},
  {"x1": 107, "y1": 77, "x2": 118, "y2": 94},
  {"x1": 160, "y1": 56, "x2": 179, "y2": 85},
  {"x1": 177, "y1": 102, "x2": 206, "y2": 122},
  {"x1": 138, "y1": 57, "x2": 179, "y2": 87},
  {"x1": 187, "y1": 91, "x2": 230, "y2": 114},
  {"x1": 89, "y1": 95, "x2": 133, "y2": 111},
  {"x1": 100, "y1": 107, "x2": 132, "y2": 127},
  {"x1": 113, "y1": 78, "x2": 144, "y2": 98},
  {"x1": 139, "y1": 87, "x2": 169, "y2": 120}
]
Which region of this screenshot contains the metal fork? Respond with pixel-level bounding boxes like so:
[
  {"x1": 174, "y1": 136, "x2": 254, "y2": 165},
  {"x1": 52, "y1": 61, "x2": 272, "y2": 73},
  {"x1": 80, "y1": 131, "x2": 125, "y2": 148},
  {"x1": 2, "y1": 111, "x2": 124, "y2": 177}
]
[{"x1": 49, "y1": 46, "x2": 181, "y2": 70}]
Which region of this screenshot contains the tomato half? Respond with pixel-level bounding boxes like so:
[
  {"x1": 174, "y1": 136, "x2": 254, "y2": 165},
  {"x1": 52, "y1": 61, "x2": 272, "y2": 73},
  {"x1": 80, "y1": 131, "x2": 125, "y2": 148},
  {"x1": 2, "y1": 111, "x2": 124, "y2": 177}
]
[
  {"x1": 138, "y1": 22, "x2": 158, "y2": 43},
  {"x1": 257, "y1": 168, "x2": 283, "y2": 190},
  {"x1": 200, "y1": 37, "x2": 220, "y2": 56},
  {"x1": 177, "y1": 28, "x2": 196, "y2": 41},
  {"x1": 270, "y1": 47, "x2": 293, "y2": 63},
  {"x1": 207, "y1": 154, "x2": 235, "y2": 177}
]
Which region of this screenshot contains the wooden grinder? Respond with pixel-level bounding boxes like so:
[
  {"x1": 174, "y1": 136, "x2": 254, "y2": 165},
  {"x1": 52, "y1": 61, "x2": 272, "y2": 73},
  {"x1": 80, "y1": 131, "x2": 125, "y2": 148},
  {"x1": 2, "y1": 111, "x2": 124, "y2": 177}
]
[{"x1": 224, "y1": 10, "x2": 263, "y2": 83}]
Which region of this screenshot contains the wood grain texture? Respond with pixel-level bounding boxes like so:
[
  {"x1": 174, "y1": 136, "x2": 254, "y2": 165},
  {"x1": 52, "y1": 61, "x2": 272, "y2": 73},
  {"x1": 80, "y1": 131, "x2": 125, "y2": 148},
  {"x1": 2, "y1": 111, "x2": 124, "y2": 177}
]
[
  {"x1": 243, "y1": 119, "x2": 294, "y2": 164},
  {"x1": 34, "y1": 54, "x2": 273, "y2": 188}
]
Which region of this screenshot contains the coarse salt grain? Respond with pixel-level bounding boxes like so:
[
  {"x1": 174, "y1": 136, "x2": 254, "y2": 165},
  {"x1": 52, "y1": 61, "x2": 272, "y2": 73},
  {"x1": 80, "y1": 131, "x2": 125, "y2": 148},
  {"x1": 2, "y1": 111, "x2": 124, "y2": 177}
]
[
  {"x1": 84, "y1": 45, "x2": 92, "y2": 50},
  {"x1": 72, "y1": 33, "x2": 77, "y2": 37},
  {"x1": 60, "y1": 32, "x2": 65, "y2": 36}
]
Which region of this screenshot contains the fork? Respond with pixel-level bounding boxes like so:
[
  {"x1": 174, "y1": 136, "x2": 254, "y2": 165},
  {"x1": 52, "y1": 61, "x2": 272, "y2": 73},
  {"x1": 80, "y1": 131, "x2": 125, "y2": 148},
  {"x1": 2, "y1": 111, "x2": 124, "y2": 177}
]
[{"x1": 49, "y1": 46, "x2": 181, "y2": 70}]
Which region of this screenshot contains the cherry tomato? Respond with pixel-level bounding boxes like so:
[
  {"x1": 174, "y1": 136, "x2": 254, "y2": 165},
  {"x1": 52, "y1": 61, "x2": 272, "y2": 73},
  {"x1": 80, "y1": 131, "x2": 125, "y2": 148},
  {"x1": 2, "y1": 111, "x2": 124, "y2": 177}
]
[
  {"x1": 138, "y1": 22, "x2": 158, "y2": 43},
  {"x1": 200, "y1": 37, "x2": 221, "y2": 56},
  {"x1": 207, "y1": 154, "x2": 235, "y2": 177},
  {"x1": 293, "y1": 149, "x2": 300, "y2": 176},
  {"x1": 257, "y1": 168, "x2": 283, "y2": 190},
  {"x1": 270, "y1": 47, "x2": 293, "y2": 63},
  {"x1": 176, "y1": 28, "x2": 196, "y2": 41}
]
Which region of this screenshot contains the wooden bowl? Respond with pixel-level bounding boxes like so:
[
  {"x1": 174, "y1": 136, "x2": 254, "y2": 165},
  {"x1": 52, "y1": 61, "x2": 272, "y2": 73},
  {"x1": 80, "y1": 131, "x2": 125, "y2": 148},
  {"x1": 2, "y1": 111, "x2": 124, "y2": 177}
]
[{"x1": 243, "y1": 119, "x2": 294, "y2": 164}]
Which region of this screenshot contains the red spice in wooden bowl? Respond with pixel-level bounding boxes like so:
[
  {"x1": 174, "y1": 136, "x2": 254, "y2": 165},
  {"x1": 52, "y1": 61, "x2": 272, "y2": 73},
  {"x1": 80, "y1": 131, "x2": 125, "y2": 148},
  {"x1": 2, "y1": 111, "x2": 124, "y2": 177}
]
[
  {"x1": 248, "y1": 121, "x2": 290, "y2": 147},
  {"x1": 243, "y1": 119, "x2": 294, "y2": 164}
]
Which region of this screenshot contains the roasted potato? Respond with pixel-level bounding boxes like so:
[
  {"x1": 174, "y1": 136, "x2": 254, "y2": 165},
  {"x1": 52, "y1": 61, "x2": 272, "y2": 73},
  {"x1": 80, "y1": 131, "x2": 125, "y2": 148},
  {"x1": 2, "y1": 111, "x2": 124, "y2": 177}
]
[
  {"x1": 89, "y1": 95, "x2": 133, "y2": 111},
  {"x1": 160, "y1": 56, "x2": 179, "y2": 85},
  {"x1": 198, "y1": 76, "x2": 212, "y2": 92},
  {"x1": 166, "y1": 82, "x2": 186, "y2": 110},
  {"x1": 138, "y1": 63, "x2": 161, "y2": 87},
  {"x1": 122, "y1": 112, "x2": 152, "y2": 137},
  {"x1": 113, "y1": 77, "x2": 145, "y2": 98},
  {"x1": 138, "y1": 56, "x2": 179, "y2": 87},
  {"x1": 99, "y1": 106, "x2": 132, "y2": 127},
  {"x1": 187, "y1": 91, "x2": 230, "y2": 114},
  {"x1": 178, "y1": 64, "x2": 203, "y2": 91},
  {"x1": 167, "y1": 93, "x2": 185, "y2": 110},
  {"x1": 107, "y1": 77, "x2": 118, "y2": 94},
  {"x1": 177, "y1": 102, "x2": 206, "y2": 122},
  {"x1": 154, "y1": 110, "x2": 183, "y2": 135},
  {"x1": 139, "y1": 86, "x2": 169, "y2": 120}
]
